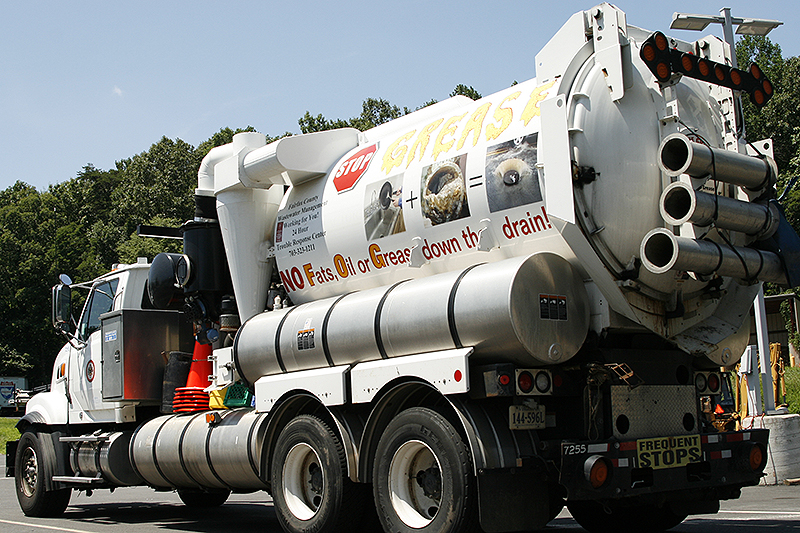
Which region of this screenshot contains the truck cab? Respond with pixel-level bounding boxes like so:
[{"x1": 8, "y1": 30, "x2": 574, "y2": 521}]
[{"x1": 27, "y1": 259, "x2": 186, "y2": 427}]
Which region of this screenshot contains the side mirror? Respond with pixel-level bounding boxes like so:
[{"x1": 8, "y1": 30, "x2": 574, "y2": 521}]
[{"x1": 52, "y1": 275, "x2": 73, "y2": 333}]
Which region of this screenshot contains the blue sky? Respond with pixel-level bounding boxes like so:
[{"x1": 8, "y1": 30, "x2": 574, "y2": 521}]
[{"x1": 2, "y1": 1, "x2": 797, "y2": 191}]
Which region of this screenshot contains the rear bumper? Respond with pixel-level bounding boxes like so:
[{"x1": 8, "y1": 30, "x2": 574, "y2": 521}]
[{"x1": 558, "y1": 429, "x2": 768, "y2": 502}]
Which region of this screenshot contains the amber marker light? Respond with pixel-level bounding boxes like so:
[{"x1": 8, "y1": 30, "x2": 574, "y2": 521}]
[
  {"x1": 642, "y1": 43, "x2": 657, "y2": 62},
  {"x1": 749, "y1": 444, "x2": 765, "y2": 471},
  {"x1": 714, "y1": 65, "x2": 728, "y2": 83},
  {"x1": 584, "y1": 456, "x2": 611, "y2": 489},
  {"x1": 730, "y1": 69, "x2": 743, "y2": 87},
  {"x1": 697, "y1": 58, "x2": 711, "y2": 78},
  {"x1": 681, "y1": 54, "x2": 696, "y2": 73},
  {"x1": 654, "y1": 32, "x2": 668, "y2": 51}
]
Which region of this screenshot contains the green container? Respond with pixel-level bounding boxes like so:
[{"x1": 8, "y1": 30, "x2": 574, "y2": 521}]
[{"x1": 223, "y1": 382, "x2": 253, "y2": 408}]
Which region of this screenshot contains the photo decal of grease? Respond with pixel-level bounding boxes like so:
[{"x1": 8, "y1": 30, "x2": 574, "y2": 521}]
[{"x1": 420, "y1": 154, "x2": 470, "y2": 226}]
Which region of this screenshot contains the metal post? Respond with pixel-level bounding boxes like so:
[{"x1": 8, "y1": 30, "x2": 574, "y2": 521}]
[
  {"x1": 720, "y1": 8, "x2": 739, "y2": 68},
  {"x1": 754, "y1": 286, "x2": 776, "y2": 412},
  {"x1": 740, "y1": 345, "x2": 761, "y2": 415}
]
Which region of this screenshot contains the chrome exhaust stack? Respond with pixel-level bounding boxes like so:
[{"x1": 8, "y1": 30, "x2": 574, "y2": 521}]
[
  {"x1": 659, "y1": 181, "x2": 780, "y2": 239},
  {"x1": 640, "y1": 228, "x2": 787, "y2": 285},
  {"x1": 658, "y1": 133, "x2": 776, "y2": 192}
]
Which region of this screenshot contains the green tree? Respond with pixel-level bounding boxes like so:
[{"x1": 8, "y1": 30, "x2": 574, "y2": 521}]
[
  {"x1": 112, "y1": 137, "x2": 200, "y2": 237},
  {"x1": 300, "y1": 87, "x2": 484, "y2": 134},
  {"x1": 117, "y1": 216, "x2": 184, "y2": 264},
  {"x1": 0, "y1": 344, "x2": 33, "y2": 375},
  {"x1": 298, "y1": 112, "x2": 350, "y2": 134},
  {"x1": 298, "y1": 97, "x2": 408, "y2": 134},
  {"x1": 349, "y1": 98, "x2": 409, "y2": 131},
  {"x1": 737, "y1": 37, "x2": 800, "y2": 235},
  {"x1": 736, "y1": 36, "x2": 796, "y2": 172},
  {"x1": 450, "y1": 84, "x2": 482, "y2": 100},
  {"x1": 0, "y1": 183, "x2": 71, "y2": 383}
]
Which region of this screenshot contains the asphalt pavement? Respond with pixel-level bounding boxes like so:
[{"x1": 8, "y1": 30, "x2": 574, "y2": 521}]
[{"x1": 2, "y1": 453, "x2": 800, "y2": 532}]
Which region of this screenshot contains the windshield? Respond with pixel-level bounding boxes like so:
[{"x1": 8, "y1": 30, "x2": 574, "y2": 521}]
[{"x1": 78, "y1": 278, "x2": 119, "y2": 340}]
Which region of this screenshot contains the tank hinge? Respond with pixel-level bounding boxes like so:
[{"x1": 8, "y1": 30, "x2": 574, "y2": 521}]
[
  {"x1": 618, "y1": 257, "x2": 640, "y2": 281},
  {"x1": 572, "y1": 162, "x2": 597, "y2": 188},
  {"x1": 590, "y1": 4, "x2": 628, "y2": 101}
]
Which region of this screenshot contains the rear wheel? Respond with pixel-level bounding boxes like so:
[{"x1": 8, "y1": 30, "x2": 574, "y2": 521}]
[
  {"x1": 567, "y1": 500, "x2": 687, "y2": 533},
  {"x1": 14, "y1": 431, "x2": 71, "y2": 517},
  {"x1": 271, "y1": 415, "x2": 366, "y2": 533},
  {"x1": 373, "y1": 407, "x2": 478, "y2": 533},
  {"x1": 177, "y1": 489, "x2": 230, "y2": 507}
]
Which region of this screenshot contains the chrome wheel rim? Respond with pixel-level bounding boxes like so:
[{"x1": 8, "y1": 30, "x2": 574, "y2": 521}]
[
  {"x1": 20, "y1": 446, "x2": 38, "y2": 497},
  {"x1": 388, "y1": 440, "x2": 442, "y2": 528},
  {"x1": 282, "y1": 443, "x2": 323, "y2": 520}
]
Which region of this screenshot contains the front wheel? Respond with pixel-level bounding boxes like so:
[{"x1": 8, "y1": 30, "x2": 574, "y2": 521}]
[
  {"x1": 271, "y1": 415, "x2": 366, "y2": 533},
  {"x1": 15, "y1": 431, "x2": 71, "y2": 517},
  {"x1": 567, "y1": 500, "x2": 687, "y2": 533},
  {"x1": 373, "y1": 407, "x2": 478, "y2": 533}
]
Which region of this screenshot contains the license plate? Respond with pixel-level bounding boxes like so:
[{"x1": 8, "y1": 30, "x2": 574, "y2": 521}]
[
  {"x1": 509, "y1": 404, "x2": 545, "y2": 430},
  {"x1": 637, "y1": 435, "x2": 702, "y2": 470}
]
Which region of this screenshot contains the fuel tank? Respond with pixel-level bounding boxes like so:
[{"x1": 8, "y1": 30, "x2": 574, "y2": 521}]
[{"x1": 130, "y1": 409, "x2": 269, "y2": 490}]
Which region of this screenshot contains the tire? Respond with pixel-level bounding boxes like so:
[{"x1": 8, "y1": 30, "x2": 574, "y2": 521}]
[
  {"x1": 372, "y1": 407, "x2": 478, "y2": 533},
  {"x1": 271, "y1": 415, "x2": 366, "y2": 533},
  {"x1": 567, "y1": 500, "x2": 687, "y2": 533},
  {"x1": 178, "y1": 489, "x2": 230, "y2": 508},
  {"x1": 14, "y1": 431, "x2": 71, "y2": 517}
]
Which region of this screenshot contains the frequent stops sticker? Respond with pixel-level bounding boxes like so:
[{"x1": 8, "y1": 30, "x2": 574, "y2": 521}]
[{"x1": 332, "y1": 144, "x2": 377, "y2": 192}]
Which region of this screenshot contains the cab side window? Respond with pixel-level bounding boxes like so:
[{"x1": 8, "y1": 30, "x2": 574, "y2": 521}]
[{"x1": 78, "y1": 279, "x2": 119, "y2": 340}]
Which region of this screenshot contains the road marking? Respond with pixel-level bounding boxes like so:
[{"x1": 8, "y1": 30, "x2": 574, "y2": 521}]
[
  {"x1": 0, "y1": 518, "x2": 97, "y2": 533},
  {"x1": 717, "y1": 510, "x2": 800, "y2": 517}
]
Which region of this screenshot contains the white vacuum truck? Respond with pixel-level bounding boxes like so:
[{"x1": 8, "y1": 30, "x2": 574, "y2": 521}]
[{"x1": 9, "y1": 4, "x2": 797, "y2": 532}]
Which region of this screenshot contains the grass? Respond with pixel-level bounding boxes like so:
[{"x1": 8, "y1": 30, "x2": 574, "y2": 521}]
[
  {"x1": 785, "y1": 366, "x2": 800, "y2": 415},
  {"x1": 0, "y1": 417, "x2": 20, "y2": 455}
]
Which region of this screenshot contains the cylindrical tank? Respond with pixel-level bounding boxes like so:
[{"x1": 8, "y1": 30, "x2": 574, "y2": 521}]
[
  {"x1": 130, "y1": 410, "x2": 269, "y2": 490},
  {"x1": 234, "y1": 253, "x2": 590, "y2": 385},
  {"x1": 203, "y1": 14, "x2": 795, "y2": 362},
  {"x1": 71, "y1": 432, "x2": 142, "y2": 486}
]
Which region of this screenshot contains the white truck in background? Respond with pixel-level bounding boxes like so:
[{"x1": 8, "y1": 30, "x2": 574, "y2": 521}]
[
  {"x1": 8, "y1": 4, "x2": 797, "y2": 532},
  {"x1": 0, "y1": 377, "x2": 27, "y2": 409}
]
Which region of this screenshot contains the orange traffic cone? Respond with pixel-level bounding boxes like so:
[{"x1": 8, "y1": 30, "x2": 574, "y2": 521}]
[
  {"x1": 173, "y1": 342, "x2": 212, "y2": 413},
  {"x1": 186, "y1": 342, "x2": 213, "y2": 388}
]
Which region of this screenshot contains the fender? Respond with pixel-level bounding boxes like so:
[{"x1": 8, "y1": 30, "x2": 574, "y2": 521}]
[
  {"x1": 17, "y1": 391, "x2": 68, "y2": 430},
  {"x1": 261, "y1": 391, "x2": 371, "y2": 489}
]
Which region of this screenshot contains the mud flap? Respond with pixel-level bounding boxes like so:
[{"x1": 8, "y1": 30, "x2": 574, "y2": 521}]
[
  {"x1": 477, "y1": 467, "x2": 549, "y2": 533},
  {"x1": 6, "y1": 440, "x2": 17, "y2": 477},
  {"x1": 38, "y1": 430, "x2": 70, "y2": 491}
]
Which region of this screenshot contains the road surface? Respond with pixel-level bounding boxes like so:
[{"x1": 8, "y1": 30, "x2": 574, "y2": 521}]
[{"x1": 2, "y1": 454, "x2": 799, "y2": 532}]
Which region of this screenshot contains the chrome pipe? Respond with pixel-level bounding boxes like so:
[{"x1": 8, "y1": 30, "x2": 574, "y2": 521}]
[
  {"x1": 658, "y1": 133, "x2": 775, "y2": 191},
  {"x1": 659, "y1": 181, "x2": 780, "y2": 239},
  {"x1": 641, "y1": 228, "x2": 786, "y2": 285}
]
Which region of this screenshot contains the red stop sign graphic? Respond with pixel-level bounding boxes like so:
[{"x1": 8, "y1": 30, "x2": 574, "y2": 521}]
[{"x1": 332, "y1": 144, "x2": 377, "y2": 192}]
